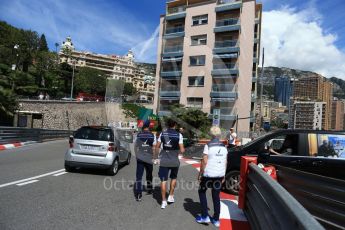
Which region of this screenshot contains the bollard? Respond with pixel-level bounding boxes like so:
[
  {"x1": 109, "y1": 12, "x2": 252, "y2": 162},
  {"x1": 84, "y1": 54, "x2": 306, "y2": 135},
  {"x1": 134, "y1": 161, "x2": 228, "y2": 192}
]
[{"x1": 238, "y1": 156, "x2": 257, "y2": 209}]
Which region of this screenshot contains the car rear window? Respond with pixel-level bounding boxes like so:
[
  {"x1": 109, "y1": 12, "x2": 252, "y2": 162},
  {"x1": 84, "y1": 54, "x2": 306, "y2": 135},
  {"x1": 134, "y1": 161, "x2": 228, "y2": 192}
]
[{"x1": 74, "y1": 127, "x2": 114, "y2": 141}]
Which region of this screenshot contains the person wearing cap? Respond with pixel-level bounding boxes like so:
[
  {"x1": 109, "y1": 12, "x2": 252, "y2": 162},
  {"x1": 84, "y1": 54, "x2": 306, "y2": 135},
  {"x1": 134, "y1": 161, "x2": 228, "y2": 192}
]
[
  {"x1": 196, "y1": 126, "x2": 228, "y2": 227},
  {"x1": 227, "y1": 127, "x2": 237, "y2": 148},
  {"x1": 155, "y1": 119, "x2": 185, "y2": 209},
  {"x1": 134, "y1": 120, "x2": 156, "y2": 201}
]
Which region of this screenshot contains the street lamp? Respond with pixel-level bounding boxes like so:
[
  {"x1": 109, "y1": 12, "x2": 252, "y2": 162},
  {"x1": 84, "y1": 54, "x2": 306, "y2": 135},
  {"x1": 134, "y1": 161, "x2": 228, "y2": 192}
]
[{"x1": 70, "y1": 58, "x2": 77, "y2": 99}]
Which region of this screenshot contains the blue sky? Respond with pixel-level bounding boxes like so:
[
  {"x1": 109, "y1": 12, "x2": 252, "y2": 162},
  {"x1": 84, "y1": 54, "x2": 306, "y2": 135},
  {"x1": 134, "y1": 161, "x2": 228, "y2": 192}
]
[{"x1": 1, "y1": 0, "x2": 345, "y2": 78}]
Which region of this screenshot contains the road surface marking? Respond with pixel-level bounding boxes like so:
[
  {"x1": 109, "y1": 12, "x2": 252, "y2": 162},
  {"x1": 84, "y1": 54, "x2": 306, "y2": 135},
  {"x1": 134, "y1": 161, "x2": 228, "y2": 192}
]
[
  {"x1": 53, "y1": 171, "x2": 68, "y2": 177},
  {"x1": 16, "y1": 180, "x2": 39, "y2": 186},
  {"x1": 0, "y1": 169, "x2": 65, "y2": 188}
]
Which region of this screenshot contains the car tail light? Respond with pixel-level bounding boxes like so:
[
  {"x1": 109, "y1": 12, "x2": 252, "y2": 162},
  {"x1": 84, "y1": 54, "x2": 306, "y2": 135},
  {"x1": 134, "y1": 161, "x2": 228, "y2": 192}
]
[
  {"x1": 108, "y1": 143, "x2": 115, "y2": 151},
  {"x1": 69, "y1": 135, "x2": 74, "y2": 148}
]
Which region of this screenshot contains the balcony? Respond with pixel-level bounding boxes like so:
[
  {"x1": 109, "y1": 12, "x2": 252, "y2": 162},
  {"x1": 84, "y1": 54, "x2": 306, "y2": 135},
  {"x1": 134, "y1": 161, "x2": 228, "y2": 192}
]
[
  {"x1": 163, "y1": 45, "x2": 184, "y2": 57},
  {"x1": 164, "y1": 26, "x2": 185, "y2": 39},
  {"x1": 166, "y1": 6, "x2": 186, "y2": 21},
  {"x1": 211, "y1": 63, "x2": 239, "y2": 76},
  {"x1": 250, "y1": 112, "x2": 256, "y2": 123},
  {"x1": 255, "y1": 18, "x2": 260, "y2": 24},
  {"x1": 160, "y1": 68, "x2": 182, "y2": 78},
  {"x1": 213, "y1": 40, "x2": 239, "y2": 54},
  {"x1": 214, "y1": 18, "x2": 240, "y2": 33},
  {"x1": 252, "y1": 76, "x2": 257, "y2": 83},
  {"x1": 209, "y1": 108, "x2": 237, "y2": 121},
  {"x1": 160, "y1": 90, "x2": 181, "y2": 97},
  {"x1": 215, "y1": 0, "x2": 242, "y2": 12},
  {"x1": 251, "y1": 93, "x2": 257, "y2": 102},
  {"x1": 210, "y1": 84, "x2": 238, "y2": 98}
]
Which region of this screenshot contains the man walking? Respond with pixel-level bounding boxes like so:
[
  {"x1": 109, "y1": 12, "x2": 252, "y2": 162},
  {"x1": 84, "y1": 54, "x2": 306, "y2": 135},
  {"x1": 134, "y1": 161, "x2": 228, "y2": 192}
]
[
  {"x1": 196, "y1": 126, "x2": 228, "y2": 227},
  {"x1": 155, "y1": 119, "x2": 185, "y2": 209},
  {"x1": 227, "y1": 127, "x2": 237, "y2": 148},
  {"x1": 134, "y1": 120, "x2": 156, "y2": 201}
]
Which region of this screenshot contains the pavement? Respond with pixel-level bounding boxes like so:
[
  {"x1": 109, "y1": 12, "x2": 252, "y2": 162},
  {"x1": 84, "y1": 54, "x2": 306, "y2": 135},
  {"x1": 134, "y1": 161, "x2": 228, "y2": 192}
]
[{"x1": 0, "y1": 140, "x2": 249, "y2": 230}]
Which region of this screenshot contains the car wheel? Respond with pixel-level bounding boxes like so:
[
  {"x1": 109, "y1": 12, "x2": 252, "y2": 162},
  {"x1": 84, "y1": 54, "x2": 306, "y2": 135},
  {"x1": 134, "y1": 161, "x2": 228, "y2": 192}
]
[
  {"x1": 64, "y1": 164, "x2": 75, "y2": 173},
  {"x1": 108, "y1": 158, "x2": 119, "y2": 176},
  {"x1": 125, "y1": 152, "x2": 131, "y2": 165},
  {"x1": 223, "y1": 170, "x2": 241, "y2": 195}
]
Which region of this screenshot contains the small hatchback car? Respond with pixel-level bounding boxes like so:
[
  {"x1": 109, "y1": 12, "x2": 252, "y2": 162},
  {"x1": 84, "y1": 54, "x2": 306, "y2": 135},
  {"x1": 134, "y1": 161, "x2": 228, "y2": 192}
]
[{"x1": 65, "y1": 126, "x2": 131, "y2": 175}]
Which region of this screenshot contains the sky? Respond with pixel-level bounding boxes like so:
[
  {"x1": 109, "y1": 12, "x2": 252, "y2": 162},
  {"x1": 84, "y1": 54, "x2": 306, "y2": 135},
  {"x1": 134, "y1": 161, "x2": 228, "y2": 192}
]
[{"x1": 0, "y1": 0, "x2": 345, "y2": 79}]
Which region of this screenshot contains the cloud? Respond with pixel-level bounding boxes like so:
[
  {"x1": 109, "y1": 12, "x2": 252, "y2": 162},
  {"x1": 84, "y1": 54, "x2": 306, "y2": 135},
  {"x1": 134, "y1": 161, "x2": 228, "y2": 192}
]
[
  {"x1": 131, "y1": 25, "x2": 159, "y2": 63},
  {"x1": 0, "y1": 0, "x2": 157, "y2": 62},
  {"x1": 262, "y1": 6, "x2": 345, "y2": 79}
]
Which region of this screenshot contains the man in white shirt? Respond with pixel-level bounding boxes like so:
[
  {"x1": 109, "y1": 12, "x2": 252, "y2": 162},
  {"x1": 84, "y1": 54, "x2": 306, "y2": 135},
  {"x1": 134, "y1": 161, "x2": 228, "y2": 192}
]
[
  {"x1": 227, "y1": 127, "x2": 237, "y2": 148},
  {"x1": 196, "y1": 126, "x2": 228, "y2": 228}
]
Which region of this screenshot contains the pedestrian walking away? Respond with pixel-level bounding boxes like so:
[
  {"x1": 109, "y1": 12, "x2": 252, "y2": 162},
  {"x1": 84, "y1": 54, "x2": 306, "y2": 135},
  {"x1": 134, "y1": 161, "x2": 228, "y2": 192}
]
[
  {"x1": 155, "y1": 119, "x2": 185, "y2": 209},
  {"x1": 196, "y1": 126, "x2": 228, "y2": 228},
  {"x1": 134, "y1": 120, "x2": 156, "y2": 202},
  {"x1": 227, "y1": 127, "x2": 237, "y2": 148}
]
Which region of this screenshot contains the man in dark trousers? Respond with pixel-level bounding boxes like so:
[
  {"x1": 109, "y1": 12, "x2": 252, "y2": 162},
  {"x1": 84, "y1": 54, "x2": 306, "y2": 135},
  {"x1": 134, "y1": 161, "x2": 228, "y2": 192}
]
[
  {"x1": 155, "y1": 119, "x2": 185, "y2": 209},
  {"x1": 134, "y1": 120, "x2": 156, "y2": 201}
]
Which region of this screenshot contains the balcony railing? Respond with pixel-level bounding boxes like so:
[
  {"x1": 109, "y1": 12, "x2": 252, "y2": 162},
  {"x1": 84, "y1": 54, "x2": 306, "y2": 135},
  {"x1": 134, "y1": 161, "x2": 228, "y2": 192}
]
[
  {"x1": 164, "y1": 45, "x2": 183, "y2": 53},
  {"x1": 212, "y1": 84, "x2": 236, "y2": 92},
  {"x1": 167, "y1": 6, "x2": 186, "y2": 15},
  {"x1": 214, "y1": 40, "x2": 238, "y2": 48},
  {"x1": 213, "y1": 63, "x2": 237, "y2": 69},
  {"x1": 216, "y1": 18, "x2": 240, "y2": 27},
  {"x1": 160, "y1": 86, "x2": 180, "y2": 91},
  {"x1": 161, "y1": 67, "x2": 182, "y2": 72},
  {"x1": 166, "y1": 26, "x2": 185, "y2": 34},
  {"x1": 217, "y1": 0, "x2": 241, "y2": 4}
]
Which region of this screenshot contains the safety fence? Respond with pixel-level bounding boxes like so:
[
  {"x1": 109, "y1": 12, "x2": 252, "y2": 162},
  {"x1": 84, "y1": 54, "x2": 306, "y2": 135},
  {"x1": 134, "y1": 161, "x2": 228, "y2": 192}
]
[
  {"x1": 0, "y1": 126, "x2": 73, "y2": 144},
  {"x1": 275, "y1": 165, "x2": 345, "y2": 230},
  {"x1": 238, "y1": 157, "x2": 324, "y2": 230}
]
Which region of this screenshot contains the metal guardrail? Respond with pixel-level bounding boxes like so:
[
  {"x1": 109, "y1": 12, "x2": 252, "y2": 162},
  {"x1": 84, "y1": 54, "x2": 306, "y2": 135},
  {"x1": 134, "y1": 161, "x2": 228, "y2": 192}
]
[
  {"x1": 274, "y1": 165, "x2": 345, "y2": 230},
  {"x1": 244, "y1": 163, "x2": 324, "y2": 230},
  {"x1": 0, "y1": 127, "x2": 73, "y2": 144}
]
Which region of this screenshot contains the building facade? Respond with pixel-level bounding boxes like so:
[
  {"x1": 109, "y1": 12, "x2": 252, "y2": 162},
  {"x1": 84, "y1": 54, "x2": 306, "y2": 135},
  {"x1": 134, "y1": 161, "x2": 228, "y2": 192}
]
[
  {"x1": 274, "y1": 76, "x2": 292, "y2": 106},
  {"x1": 292, "y1": 101, "x2": 326, "y2": 130},
  {"x1": 154, "y1": 0, "x2": 262, "y2": 132},
  {"x1": 292, "y1": 75, "x2": 333, "y2": 130},
  {"x1": 331, "y1": 99, "x2": 345, "y2": 130},
  {"x1": 59, "y1": 37, "x2": 155, "y2": 101}
]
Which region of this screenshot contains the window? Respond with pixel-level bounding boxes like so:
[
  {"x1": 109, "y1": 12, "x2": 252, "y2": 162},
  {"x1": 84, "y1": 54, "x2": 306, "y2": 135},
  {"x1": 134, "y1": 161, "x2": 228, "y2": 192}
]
[
  {"x1": 187, "y1": 97, "x2": 203, "y2": 108},
  {"x1": 192, "y1": 15, "x2": 208, "y2": 26},
  {"x1": 191, "y1": 35, "x2": 207, "y2": 46},
  {"x1": 190, "y1": 55, "x2": 206, "y2": 66},
  {"x1": 188, "y1": 76, "x2": 204, "y2": 86}
]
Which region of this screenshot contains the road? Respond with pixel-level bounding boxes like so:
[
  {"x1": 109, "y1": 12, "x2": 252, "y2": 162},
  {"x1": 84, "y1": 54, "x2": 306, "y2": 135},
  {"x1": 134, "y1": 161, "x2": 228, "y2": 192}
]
[{"x1": 0, "y1": 140, "x2": 218, "y2": 230}]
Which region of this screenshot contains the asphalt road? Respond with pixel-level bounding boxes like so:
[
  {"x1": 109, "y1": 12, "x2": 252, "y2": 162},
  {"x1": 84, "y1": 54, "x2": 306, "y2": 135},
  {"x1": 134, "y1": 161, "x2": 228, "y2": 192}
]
[{"x1": 0, "y1": 140, "x2": 217, "y2": 230}]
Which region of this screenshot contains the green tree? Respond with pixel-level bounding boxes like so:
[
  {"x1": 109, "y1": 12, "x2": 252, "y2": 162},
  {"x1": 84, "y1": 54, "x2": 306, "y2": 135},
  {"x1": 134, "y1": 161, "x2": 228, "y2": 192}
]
[
  {"x1": 38, "y1": 34, "x2": 48, "y2": 52},
  {"x1": 75, "y1": 67, "x2": 106, "y2": 95},
  {"x1": 123, "y1": 82, "x2": 137, "y2": 96},
  {"x1": 121, "y1": 103, "x2": 144, "y2": 118}
]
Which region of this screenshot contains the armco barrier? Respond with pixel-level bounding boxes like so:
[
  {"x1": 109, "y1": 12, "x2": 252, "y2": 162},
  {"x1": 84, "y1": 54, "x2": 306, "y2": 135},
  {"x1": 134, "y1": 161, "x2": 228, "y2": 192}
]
[
  {"x1": 238, "y1": 156, "x2": 324, "y2": 230},
  {"x1": 0, "y1": 126, "x2": 73, "y2": 144},
  {"x1": 274, "y1": 165, "x2": 345, "y2": 230}
]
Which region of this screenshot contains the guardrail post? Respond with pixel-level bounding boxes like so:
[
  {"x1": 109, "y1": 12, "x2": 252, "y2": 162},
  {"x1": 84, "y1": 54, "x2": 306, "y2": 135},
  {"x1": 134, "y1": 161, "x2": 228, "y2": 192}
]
[{"x1": 238, "y1": 156, "x2": 257, "y2": 209}]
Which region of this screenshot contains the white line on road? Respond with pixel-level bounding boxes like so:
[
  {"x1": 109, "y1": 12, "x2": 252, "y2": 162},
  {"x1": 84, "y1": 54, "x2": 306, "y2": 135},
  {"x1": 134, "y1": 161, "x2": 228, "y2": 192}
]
[
  {"x1": 16, "y1": 180, "x2": 39, "y2": 186},
  {"x1": 0, "y1": 169, "x2": 65, "y2": 189},
  {"x1": 53, "y1": 171, "x2": 68, "y2": 177}
]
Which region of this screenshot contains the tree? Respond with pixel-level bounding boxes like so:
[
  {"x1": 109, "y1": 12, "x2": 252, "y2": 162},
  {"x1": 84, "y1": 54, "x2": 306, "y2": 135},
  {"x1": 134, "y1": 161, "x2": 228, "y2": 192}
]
[
  {"x1": 74, "y1": 67, "x2": 106, "y2": 95},
  {"x1": 121, "y1": 103, "x2": 144, "y2": 118},
  {"x1": 38, "y1": 34, "x2": 49, "y2": 52},
  {"x1": 123, "y1": 82, "x2": 137, "y2": 96}
]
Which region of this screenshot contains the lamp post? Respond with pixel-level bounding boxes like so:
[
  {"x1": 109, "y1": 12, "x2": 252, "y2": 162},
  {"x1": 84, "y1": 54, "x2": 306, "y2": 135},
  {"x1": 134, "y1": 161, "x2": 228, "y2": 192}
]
[{"x1": 70, "y1": 59, "x2": 76, "y2": 99}]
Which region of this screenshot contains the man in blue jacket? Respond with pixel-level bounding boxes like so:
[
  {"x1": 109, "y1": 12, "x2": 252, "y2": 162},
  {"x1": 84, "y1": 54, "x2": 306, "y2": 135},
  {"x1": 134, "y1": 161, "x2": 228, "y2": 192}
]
[{"x1": 134, "y1": 120, "x2": 156, "y2": 201}]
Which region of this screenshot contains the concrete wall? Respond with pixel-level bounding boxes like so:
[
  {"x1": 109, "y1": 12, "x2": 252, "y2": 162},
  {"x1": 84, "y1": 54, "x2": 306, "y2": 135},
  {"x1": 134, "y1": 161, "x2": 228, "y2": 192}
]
[{"x1": 14, "y1": 100, "x2": 155, "y2": 130}]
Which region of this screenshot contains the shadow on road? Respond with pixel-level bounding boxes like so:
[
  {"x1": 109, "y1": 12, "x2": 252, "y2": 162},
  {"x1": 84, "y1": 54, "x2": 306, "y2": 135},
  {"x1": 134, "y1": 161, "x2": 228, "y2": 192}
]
[{"x1": 183, "y1": 198, "x2": 202, "y2": 218}]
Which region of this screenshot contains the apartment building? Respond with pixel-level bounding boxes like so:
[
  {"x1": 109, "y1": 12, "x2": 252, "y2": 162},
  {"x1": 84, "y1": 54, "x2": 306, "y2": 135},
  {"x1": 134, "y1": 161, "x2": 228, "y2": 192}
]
[
  {"x1": 274, "y1": 76, "x2": 293, "y2": 106},
  {"x1": 292, "y1": 101, "x2": 326, "y2": 130},
  {"x1": 331, "y1": 99, "x2": 345, "y2": 130},
  {"x1": 59, "y1": 37, "x2": 155, "y2": 101},
  {"x1": 292, "y1": 75, "x2": 333, "y2": 130},
  {"x1": 154, "y1": 0, "x2": 262, "y2": 132}
]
